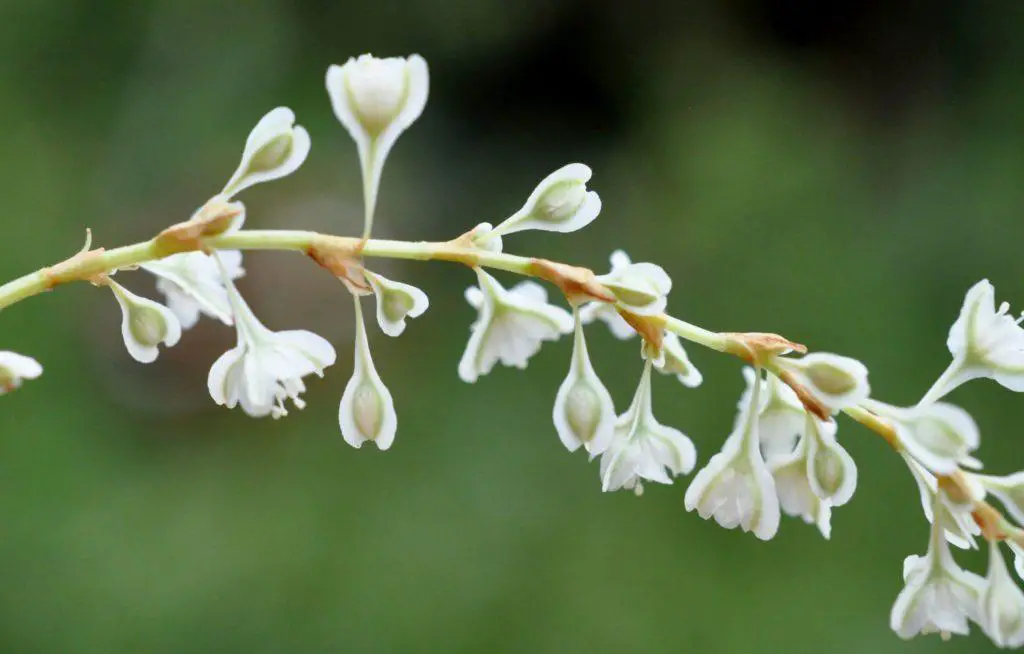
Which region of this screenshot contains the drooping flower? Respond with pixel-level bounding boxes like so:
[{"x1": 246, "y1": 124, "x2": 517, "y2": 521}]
[
  {"x1": 552, "y1": 309, "x2": 616, "y2": 455},
  {"x1": 326, "y1": 54, "x2": 429, "y2": 236},
  {"x1": 458, "y1": 268, "x2": 573, "y2": 383},
  {"x1": 866, "y1": 399, "x2": 981, "y2": 475},
  {"x1": 774, "y1": 352, "x2": 870, "y2": 414},
  {"x1": 579, "y1": 250, "x2": 637, "y2": 340},
  {"x1": 108, "y1": 280, "x2": 182, "y2": 364},
  {"x1": 757, "y1": 372, "x2": 806, "y2": 463},
  {"x1": 768, "y1": 430, "x2": 832, "y2": 538},
  {"x1": 600, "y1": 360, "x2": 696, "y2": 495},
  {"x1": 0, "y1": 351, "x2": 42, "y2": 395},
  {"x1": 648, "y1": 331, "x2": 702, "y2": 388},
  {"x1": 485, "y1": 163, "x2": 601, "y2": 239},
  {"x1": 141, "y1": 250, "x2": 245, "y2": 328},
  {"x1": 890, "y1": 503, "x2": 986, "y2": 641},
  {"x1": 363, "y1": 270, "x2": 429, "y2": 337},
  {"x1": 804, "y1": 413, "x2": 857, "y2": 507},
  {"x1": 221, "y1": 107, "x2": 311, "y2": 198},
  {"x1": 980, "y1": 541, "x2": 1024, "y2": 648},
  {"x1": 339, "y1": 296, "x2": 398, "y2": 450},
  {"x1": 903, "y1": 453, "x2": 980, "y2": 550},
  {"x1": 684, "y1": 367, "x2": 780, "y2": 541},
  {"x1": 207, "y1": 277, "x2": 336, "y2": 418}
]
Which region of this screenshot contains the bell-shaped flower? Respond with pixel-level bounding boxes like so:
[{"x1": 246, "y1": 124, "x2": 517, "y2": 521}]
[
  {"x1": 981, "y1": 542, "x2": 1024, "y2": 648},
  {"x1": 774, "y1": 352, "x2": 870, "y2": 413},
  {"x1": 487, "y1": 163, "x2": 601, "y2": 239},
  {"x1": 326, "y1": 54, "x2": 429, "y2": 236},
  {"x1": 684, "y1": 367, "x2": 780, "y2": 540},
  {"x1": 805, "y1": 413, "x2": 857, "y2": 507},
  {"x1": 768, "y1": 431, "x2": 832, "y2": 539},
  {"x1": 867, "y1": 399, "x2": 980, "y2": 475},
  {"x1": 890, "y1": 506, "x2": 986, "y2": 641},
  {"x1": 976, "y1": 472, "x2": 1024, "y2": 527},
  {"x1": 600, "y1": 361, "x2": 696, "y2": 495},
  {"x1": 758, "y1": 372, "x2": 806, "y2": 463},
  {"x1": 552, "y1": 310, "x2": 615, "y2": 455},
  {"x1": 579, "y1": 250, "x2": 637, "y2": 340},
  {"x1": 903, "y1": 453, "x2": 981, "y2": 550},
  {"x1": 0, "y1": 351, "x2": 42, "y2": 395},
  {"x1": 648, "y1": 331, "x2": 702, "y2": 388},
  {"x1": 593, "y1": 250, "x2": 672, "y2": 317},
  {"x1": 141, "y1": 250, "x2": 244, "y2": 329},
  {"x1": 208, "y1": 279, "x2": 336, "y2": 418},
  {"x1": 108, "y1": 280, "x2": 181, "y2": 364},
  {"x1": 458, "y1": 269, "x2": 573, "y2": 383},
  {"x1": 221, "y1": 107, "x2": 311, "y2": 198},
  {"x1": 339, "y1": 298, "x2": 398, "y2": 450},
  {"x1": 363, "y1": 270, "x2": 428, "y2": 337}
]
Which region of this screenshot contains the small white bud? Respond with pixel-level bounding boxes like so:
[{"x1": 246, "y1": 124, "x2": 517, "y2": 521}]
[
  {"x1": 776, "y1": 352, "x2": 870, "y2": 413},
  {"x1": 552, "y1": 310, "x2": 616, "y2": 455},
  {"x1": 593, "y1": 252, "x2": 672, "y2": 317},
  {"x1": 467, "y1": 222, "x2": 503, "y2": 253},
  {"x1": 108, "y1": 280, "x2": 181, "y2": 364},
  {"x1": 579, "y1": 250, "x2": 636, "y2": 340},
  {"x1": 340, "y1": 298, "x2": 397, "y2": 450},
  {"x1": 978, "y1": 472, "x2": 1024, "y2": 527},
  {"x1": 804, "y1": 414, "x2": 857, "y2": 506},
  {"x1": 869, "y1": 400, "x2": 980, "y2": 475},
  {"x1": 647, "y1": 331, "x2": 702, "y2": 388},
  {"x1": 363, "y1": 270, "x2": 429, "y2": 338},
  {"x1": 981, "y1": 541, "x2": 1024, "y2": 647},
  {"x1": 0, "y1": 351, "x2": 43, "y2": 395},
  {"x1": 489, "y1": 163, "x2": 601, "y2": 238},
  {"x1": 942, "y1": 279, "x2": 1024, "y2": 395},
  {"x1": 222, "y1": 108, "x2": 310, "y2": 198}
]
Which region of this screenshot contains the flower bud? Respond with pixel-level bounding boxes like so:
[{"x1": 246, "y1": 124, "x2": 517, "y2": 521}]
[
  {"x1": 363, "y1": 270, "x2": 429, "y2": 338},
  {"x1": 467, "y1": 222, "x2": 503, "y2": 253},
  {"x1": 943, "y1": 279, "x2": 1024, "y2": 395},
  {"x1": 109, "y1": 281, "x2": 181, "y2": 364},
  {"x1": 340, "y1": 298, "x2": 397, "y2": 450},
  {"x1": 777, "y1": 352, "x2": 870, "y2": 413},
  {"x1": 981, "y1": 542, "x2": 1024, "y2": 648},
  {"x1": 553, "y1": 311, "x2": 615, "y2": 454},
  {"x1": 805, "y1": 414, "x2": 857, "y2": 506},
  {"x1": 979, "y1": 472, "x2": 1024, "y2": 527},
  {"x1": 0, "y1": 351, "x2": 42, "y2": 395},
  {"x1": 871, "y1": 401, "x2": 980, "y2": 475},
  {"x1": 595, "y1": 259, "x2": 672, "y2": 317},
  {"x1": 222, "y1": 108, "x2": 310, "y2": 198},
  {"x1": 488, "y1": 164, "x2": 601, "y2": 238}
]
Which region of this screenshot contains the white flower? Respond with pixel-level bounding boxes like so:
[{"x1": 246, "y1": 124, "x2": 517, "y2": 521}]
[
  {"x1": 1010, "y1": 542, "x2": 1024, "y2": 582},
  {"x1": 934, "y1": 279, "x2": 1024, "y2": 398},
  {"x1": 326, "y1": 54, "x2": 429, "y2": 235},
  {"x1": 867, "y1": 399, "x2": 980, "y2": 475},
  {"x1": 141, "y1": 250, "x2": 245, "y2": 329},
  {"x1": 579, "y1": 250, "x2": 637, "y2": 340},
  {"x1": 890, "y1": 506, "x2": 986, "y2": 641},
  {"x1": 552, "y1": 310, "x2": 616, "y2": 455},
  {"x1": 339, "y1": 297, "x2": 398, "y2": 450},
  {"x1": 222, "y1": 107, "x2": 311, "y2": 198},
  {"x1": 593, "y1": 250, "x2": 672, "y2": 317},
  {"x1": 600, "y1": 361, "x2": 696, "y2": 495},
  {"x1": 976, "y1": 472, "x2": 1024, "y2": 527},
  {"x1": 981, "y1": 541, "x2": 1024, "y2": 647},
  {"x1": 903, "y1": 453, "x2": 981, "y2": 550},
  {"x1": 648, "y1": 332, "x2": 702, "y2": 388},
  {"x1": 774, "y1": 352, "x2": 870, "y2": 413},
  {"x1": 458, "y1": 269, "x2": 573, "y2": 383},
  {"x1": 108, "y1": 280, "x2": 181, "y2": 364},
  {"x1": 0, "y1": 351, "x2": 42, "y2": 395},
  {"x1": 684, "y1": 367, "x2": 781, "y2": 540},
  {"x1": 487, "y1": 163, "x2": 601, "y2": 239},
  {"x1": 208, "y1": 280, "x2": 336, "y2": 418},
  {"x1": 768, "y1": 428, "x2": 832, "y2": 538},
  {"x1": 804, "y1": 413, "x2": 857, "y2": 507},
  {"x1": 758, "y1": 372, "x2": 806, "y2": 463},
  {"x1": 363, "y1": 270, "x2": 429, "y2": 337}
]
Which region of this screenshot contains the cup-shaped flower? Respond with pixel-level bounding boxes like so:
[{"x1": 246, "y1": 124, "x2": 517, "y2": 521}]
[
  {"x1": 208, "y1": 280, "x2": 335, "y2": 418},
  {"x1": 768, "y1": 432, "x2": 832, "y2": 539},
  {"x1": 758, "y1": 372, "x2": 806, "y2": 463},
  {"x1": 0, "y1": 351, "x2": 42, "y2": 395},
  {"x1": 487, "y1": 163, "x2": 601, "y2": 240},
  {"x1": 890, "y1": 506, "x2": 986, "y2": 641},
  {"x1": 363, "y1": 270, "x2": 428, "y2": 338},
  {"x1": 649, "y1": 331, "x2": 702, "y2": 388},
  {"x1": 684, "y1": 367, "x2": 781, "y2": 540},
  {"x1": 221, "y1": 108, "x2": 310, "y2": 198},
  {"x1": 805, "y1": 414, "x2": 857, "y2": 507},
  {"x1": 903, "y1": 454, "x2": 980, "y2": 550},
  {"x1": 326, "y1": 54, "x2": 429, "y2": 236},
  {"x1": 593, "y1": 252, "x2": 672, "y2": 317},
  {"x1": 868, "y1": 400, "x2": 981, "y2": 475},
  {"x1": 775, "y1": 352, "x2": 870, "y2": 413},
  {"x1": 579, "y1": 250, "x2": 637, "y2": 340},
  {"x1": 141, "y1": 250, "x2": 244, "y2": 329},
  {"x1": 108, "y1": 280, "x2": 181, "y2": 364},
  {"x1": 600, "y1": 361, "x2": 696, "y2": 495},
  {"x1": 552, "y1": 310, "x2": 616, "y2": 455},
  {"x1": 977, "y1": 472, "x2": 1024, "y2": 527},
  {"x1": 458, "y1": 269, "x2": 573, "y2": 383},
  {"x1": 339, "y1": 297, "x2": 398, "y2": 450},
  {"x1": 981, "y1": 542, "x2": 1024, "y2": 648}
]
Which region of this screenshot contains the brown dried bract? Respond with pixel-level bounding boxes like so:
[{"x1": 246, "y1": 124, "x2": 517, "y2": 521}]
[
  {"x1": 154, "y1": 199, "x2": 243, "y2": 255},
  {"x1": 307, "y1": 238, "x2": 370, "y2": 295},
  {"x1": 620, "y1": 310, "x2": 664, "y2": 350},
  {"x1": 530, "y1": 259, "x2": 616, "y2": 306},
  {"x1": 41, "y1": 230, "x2": 107, "y2": 289},
  {"x1": 775, "y1": 369, "x2": 830, "y2": 420},
  {"x1": 722, "y1": 331, "x2": 807, "y2": 364}
]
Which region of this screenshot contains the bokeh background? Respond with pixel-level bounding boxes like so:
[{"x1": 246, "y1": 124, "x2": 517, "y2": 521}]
[{"x1": 1, "y1": 1, "x2": 1023, "y2": 652}]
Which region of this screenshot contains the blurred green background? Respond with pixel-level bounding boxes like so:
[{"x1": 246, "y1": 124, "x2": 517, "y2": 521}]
[{"x1": 1, "y1": 1, "x2": 1023, "y2": 652}]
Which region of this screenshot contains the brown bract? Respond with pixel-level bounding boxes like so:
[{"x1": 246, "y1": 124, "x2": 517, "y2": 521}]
[
  {"x1": 775, "y1": 368, "x2": 831, "y2": 420},
  {"x1": 41, "y1": 232, "x2": 107, "y2": 288},
  {"x1": 722, "y1": 331, "x2": 807, "y2": 364},
  {"x1": 153, "y1": 199, "x2": 243, "y2": 256},
  {"x1": 620, "y1": 310, "x2": 664, "y2": 349},
  {"x1": 530, "y1": 259, "x2": 615, "y2": 306},
  {"x1": 307, "y1": 238, "x2": 370, "y2": 295}
]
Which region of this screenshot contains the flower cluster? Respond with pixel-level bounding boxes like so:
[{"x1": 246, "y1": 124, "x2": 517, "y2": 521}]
[{"x1": 3, "y1": 53, "x2": 1024, "y2": 649}]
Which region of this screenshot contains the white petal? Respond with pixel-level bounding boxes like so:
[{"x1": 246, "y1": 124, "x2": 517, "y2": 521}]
[
  {"x1": 110, "y1": 281, "x2": 181, "y2": 364},
  {"x1": 552, "y1": 311, "x2": 616, "y2": 454},
  {"x1": 222, "y1": 107, "x2": 311, "y2": 197},
  {"x1": 364, "y1": 270, "x2": 429, "y2": 337},
  {"x1": 339, "y1": 298, "x2": 398, "y2": 450}
]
